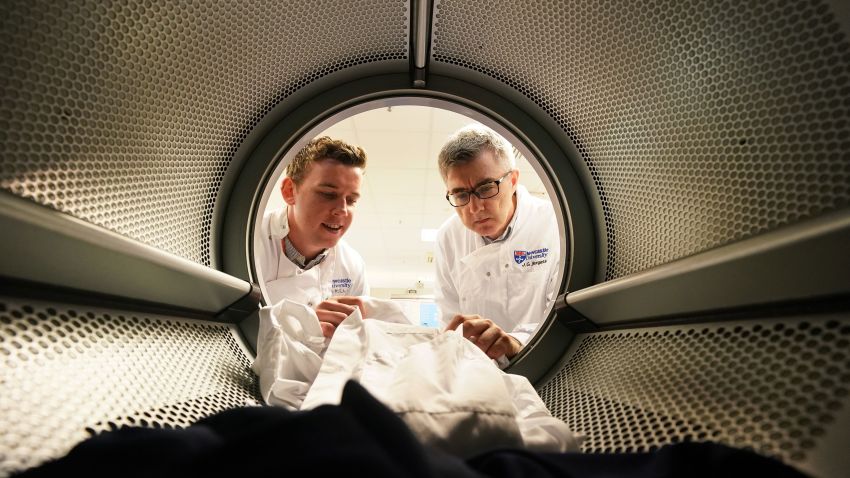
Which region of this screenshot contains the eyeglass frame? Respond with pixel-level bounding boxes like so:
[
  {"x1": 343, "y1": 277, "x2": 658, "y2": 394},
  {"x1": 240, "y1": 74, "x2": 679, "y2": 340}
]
[{"x1": 445, "y1": 170, "x2": 514, "y2": 207}]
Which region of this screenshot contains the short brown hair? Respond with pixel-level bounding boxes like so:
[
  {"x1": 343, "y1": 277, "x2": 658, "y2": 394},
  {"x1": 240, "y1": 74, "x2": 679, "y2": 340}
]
[{"x1": 286, "y1": 136, "x2": 367, "y2": 184}]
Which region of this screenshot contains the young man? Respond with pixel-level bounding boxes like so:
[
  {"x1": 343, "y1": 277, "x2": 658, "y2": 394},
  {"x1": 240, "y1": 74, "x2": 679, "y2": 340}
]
[
  {"x1": 256, "y1": 136, "x2": 369, "y2": 337},
  {"x1": 434, "y1": 125, "x2": 561, "y2": 361}
]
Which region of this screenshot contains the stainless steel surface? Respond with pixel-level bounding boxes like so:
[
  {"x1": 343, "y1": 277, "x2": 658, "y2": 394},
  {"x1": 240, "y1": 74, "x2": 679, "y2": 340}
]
[
  {"x1": 567, "y1": 208, "x2": 850, "y2": 324},
  {"x1": 414, "y1": 0, "x2": 433, "y2": 69},
  {"x1": 538, "y1": 313, "x2": 850, "y2": 478},
  {"x1": 0, "y1": 0, "x2": 410, "y2": 266},
  {"x1": 0, "y1": 296, "x2": 261, "y2": 475},
  {"x1": 2, "y1": 1, "x2": 849, "y2": 475},
  {"x1": 0, "y1": 191, "x2": 251, "y2": 314},
  {"x1": 431, "y1": 0, "x2": 850, "y2": 280}
]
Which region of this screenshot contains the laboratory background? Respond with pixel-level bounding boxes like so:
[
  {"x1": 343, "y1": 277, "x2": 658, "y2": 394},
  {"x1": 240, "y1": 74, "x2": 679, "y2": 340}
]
[{"x1": 263, "y1": 106, "x2": 551, "y2": 324}]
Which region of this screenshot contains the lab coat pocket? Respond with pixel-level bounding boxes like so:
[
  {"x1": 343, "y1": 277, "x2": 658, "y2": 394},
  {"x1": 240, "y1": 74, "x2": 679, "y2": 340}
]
[
  {"x1": 505, "y1": 267, "x2": 549, "y2": 329},
  {"x1": 507, "y1": 266, "x2": 547, "y2": 291}
]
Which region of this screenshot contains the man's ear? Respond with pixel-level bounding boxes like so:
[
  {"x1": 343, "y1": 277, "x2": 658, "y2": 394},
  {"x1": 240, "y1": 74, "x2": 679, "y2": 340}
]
[
  {"x1": 510, "y1": 169, "x2": 520, "y2": 189},
  {"x1": 281, "y1": 177, "x2": 297, "y2": 206}
]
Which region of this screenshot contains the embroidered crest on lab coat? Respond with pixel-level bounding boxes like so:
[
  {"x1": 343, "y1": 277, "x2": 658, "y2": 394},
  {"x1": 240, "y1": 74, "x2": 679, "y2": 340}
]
[
  {"x1": 514, "y1": 248, "x2": 549, "y2": 267},
  {"x1": 514, "y1": 250, "x2": 527, "y2": 264}
]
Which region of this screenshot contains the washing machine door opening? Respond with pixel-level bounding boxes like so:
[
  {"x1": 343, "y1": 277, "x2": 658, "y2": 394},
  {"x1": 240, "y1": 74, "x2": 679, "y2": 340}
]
[{"x1": 251, "y1": 98, "x2": 576, "y2": 364}]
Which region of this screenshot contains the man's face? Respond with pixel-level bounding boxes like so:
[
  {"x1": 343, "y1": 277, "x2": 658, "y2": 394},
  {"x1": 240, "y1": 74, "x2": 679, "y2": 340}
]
[
  {"x1": 445, "y1": 150, "x2": 518, "y2": 240},
  {"x1": 282, "y1": 159, "x2": 363, "y2": 258}
]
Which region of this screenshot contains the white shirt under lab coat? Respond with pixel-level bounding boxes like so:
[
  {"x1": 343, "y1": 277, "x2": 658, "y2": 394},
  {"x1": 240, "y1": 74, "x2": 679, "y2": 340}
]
[
  {"x1": 252, "y1": 297, "x2": 582, "y2": 458},
  {"x1": 434, "y1": 185, "x2": 561, "y2": 345},
  {"x1": 256, "y1": 206, "x2": 369, "y2": 306}
]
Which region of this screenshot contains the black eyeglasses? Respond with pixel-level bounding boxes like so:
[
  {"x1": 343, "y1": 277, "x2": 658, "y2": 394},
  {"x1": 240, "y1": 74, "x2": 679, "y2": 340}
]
[{"x1": 445, "y1": 171, "x2": 513, "y2": 207}]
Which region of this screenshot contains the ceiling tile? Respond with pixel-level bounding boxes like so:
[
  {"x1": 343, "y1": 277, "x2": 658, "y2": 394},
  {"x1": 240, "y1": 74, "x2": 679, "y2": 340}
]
[
  {"x1": 375, "y1": 212, "x2": 422, "y2": 228},
  {"x1": 348, "y1": 210, "x2": 382, "y2": 229},
  {"x1": 319, "y1": 118, "x2": 356, "y2": 136},
  {"x1": 431, "y1": 108, "x2": 482, "y2": 137},
  {"x1": 356, "y1": 130, "x2": 432, "y2": 169},
  {"x1": 365, "y1": 168, "x2": 428, "y2": 196},
  {"x1": 425, "y1": 174, "x2": 447, "y2": 195},
  {"x1": 422, "y1": 212, "x2": 453, "y2": 229},
  {"x1": 352, "y1": 106, "x2": 432, "y2": 132},
  {"x1": 367, "y1": 194, "x2": 423, "y2": 215}
]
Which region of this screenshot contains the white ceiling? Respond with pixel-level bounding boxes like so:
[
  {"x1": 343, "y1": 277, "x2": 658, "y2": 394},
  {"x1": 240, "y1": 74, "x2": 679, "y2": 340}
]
[{"x1": 265, "y1": 106, "x2": 549, "y2": 289}]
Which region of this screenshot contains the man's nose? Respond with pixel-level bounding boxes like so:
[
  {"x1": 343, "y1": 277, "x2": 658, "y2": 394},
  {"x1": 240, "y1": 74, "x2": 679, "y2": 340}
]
[
  {"x1": 332, "y1": 198, "x2": 349, "y2": 216},
  {"x1": 467, "y1": 194, "x2": 485, "y2": 213}
]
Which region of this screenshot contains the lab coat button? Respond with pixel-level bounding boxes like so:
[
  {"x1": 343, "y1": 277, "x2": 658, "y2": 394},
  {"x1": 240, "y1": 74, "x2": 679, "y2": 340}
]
[
  {"x1": 486, "y1": 272, "x2": 491, "y2": 277},
  {"x1": 307, "y1": 301, "x2": 313, "y2": 307}
]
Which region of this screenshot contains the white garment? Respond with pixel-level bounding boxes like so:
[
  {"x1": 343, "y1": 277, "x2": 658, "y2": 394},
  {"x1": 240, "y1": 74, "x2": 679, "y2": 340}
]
[
  {"x1": 252, "y1": 297, "x2": 581, "y2": 458},
  {"x1": 434, "y1": 185, "x2": 561, "y2": 345},
  {"x1": 256, "y1": 206, "x2": 369, "y2": 306}
]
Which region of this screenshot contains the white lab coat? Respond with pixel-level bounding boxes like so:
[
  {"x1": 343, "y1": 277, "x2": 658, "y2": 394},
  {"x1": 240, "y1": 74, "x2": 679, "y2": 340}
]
[
  {"x1": 434, "y1": 186, "x2": 561, "y2": 345},
  {"x1": 256, "y1": 207, "x2": 369, "y2": 306},
  {"x1": 252, "y1": 297, "x2": 582, "y2": 458}
]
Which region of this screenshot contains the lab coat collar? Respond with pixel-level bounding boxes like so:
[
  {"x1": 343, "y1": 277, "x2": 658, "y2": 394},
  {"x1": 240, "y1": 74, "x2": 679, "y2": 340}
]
[
  {"x1": 460, "y1": 240, "x2": 500, "y2": 267},
  {"x1": 269, "y1": 205, "x2": 290, "y2": 240}
]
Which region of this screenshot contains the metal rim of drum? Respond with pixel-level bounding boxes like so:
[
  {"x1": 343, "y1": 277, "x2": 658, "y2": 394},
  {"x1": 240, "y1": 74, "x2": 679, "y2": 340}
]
[{"x1": 215, "y1": 67, "x2": 599, "y2": 381}]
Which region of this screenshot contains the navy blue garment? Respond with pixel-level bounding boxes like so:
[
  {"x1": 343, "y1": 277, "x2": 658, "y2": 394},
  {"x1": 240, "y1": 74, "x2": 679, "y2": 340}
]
[
  {"x1": 17, "y1": 381, "x2": 806, "y2": 478},
  {"x1": 469, "y1": 444, "x2": 808, "y2": 478},
  {"x1": 16, "y1": 381, "x2": 479, "y2": 478}
]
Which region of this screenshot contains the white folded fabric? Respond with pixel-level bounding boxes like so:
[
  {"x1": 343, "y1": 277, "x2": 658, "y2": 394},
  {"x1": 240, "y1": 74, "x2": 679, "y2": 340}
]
[{"x1": 252, "y1": 298, "x2": 582, "y2": 457}]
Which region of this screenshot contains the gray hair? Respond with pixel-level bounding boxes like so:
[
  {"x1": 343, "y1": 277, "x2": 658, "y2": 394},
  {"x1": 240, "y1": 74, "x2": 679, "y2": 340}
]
[{"x1": 437, "y1": 124, "x2": 516, "y2": 181}]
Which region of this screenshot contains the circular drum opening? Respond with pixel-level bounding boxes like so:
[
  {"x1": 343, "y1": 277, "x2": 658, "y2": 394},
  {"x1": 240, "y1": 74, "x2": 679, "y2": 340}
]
[
  {"x1": 219, "y1": 74, "x2": 607, "y2": 383},
  {"x1": 249, "y1": 96, "x2": 574, "y2": 363}
]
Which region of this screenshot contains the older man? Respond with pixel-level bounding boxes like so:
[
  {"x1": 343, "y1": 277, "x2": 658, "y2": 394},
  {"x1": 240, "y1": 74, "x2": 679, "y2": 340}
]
[{"x1": 434, "y1": 125, "x2": 561, "y2": 361}]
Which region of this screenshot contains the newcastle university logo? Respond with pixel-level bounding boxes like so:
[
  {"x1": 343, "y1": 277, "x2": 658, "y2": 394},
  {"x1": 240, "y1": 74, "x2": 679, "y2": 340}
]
[
  {"x1": 331, "y1": 278, "x2": 352, "y2": 295},
  {"x1": 514, "y1": 250, "x2": 528, "y2": 265},
  {"x1": 514, "y1": 248, "x2": 550, "y2": 267}
]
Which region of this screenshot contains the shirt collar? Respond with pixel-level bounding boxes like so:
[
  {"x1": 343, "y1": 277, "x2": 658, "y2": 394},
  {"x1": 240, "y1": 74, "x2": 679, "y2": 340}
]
[
  {"x1": 482, "y1": 225, "x2": 513, "y2": 245},
  {"x1": 272, "y1": 205, "x2": 328, "y2": 270},
  {"x1": 283, "y1": 236, "x2": 328, "y2": 270}
]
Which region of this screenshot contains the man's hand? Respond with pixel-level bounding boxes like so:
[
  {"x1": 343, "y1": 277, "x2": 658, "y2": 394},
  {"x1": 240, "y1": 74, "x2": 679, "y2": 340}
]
[
  {"x1": 445, "y1": 314, "x2": 522, "y2": 359},
  {"x1": 314, "y1": 296, "x2": 367, "y2": 338},
  {"x1": 328, "y1": 296, "x2": 367, "y2": 317}
]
